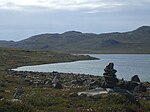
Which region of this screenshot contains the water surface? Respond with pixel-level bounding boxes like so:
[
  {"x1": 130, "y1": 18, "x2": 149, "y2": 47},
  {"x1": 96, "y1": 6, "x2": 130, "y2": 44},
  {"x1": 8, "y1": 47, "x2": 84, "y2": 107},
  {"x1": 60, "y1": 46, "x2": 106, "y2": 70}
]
[{"x1": 13, "y1": 54, "x2": 150, "y2": 81}]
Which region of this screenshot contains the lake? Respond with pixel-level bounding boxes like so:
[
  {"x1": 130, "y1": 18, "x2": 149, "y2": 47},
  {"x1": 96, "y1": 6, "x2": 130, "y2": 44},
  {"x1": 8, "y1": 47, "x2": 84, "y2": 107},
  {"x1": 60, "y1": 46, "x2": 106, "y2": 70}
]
[{"x1": 13, "y1": 54, "x2": 150, "y2": 82}]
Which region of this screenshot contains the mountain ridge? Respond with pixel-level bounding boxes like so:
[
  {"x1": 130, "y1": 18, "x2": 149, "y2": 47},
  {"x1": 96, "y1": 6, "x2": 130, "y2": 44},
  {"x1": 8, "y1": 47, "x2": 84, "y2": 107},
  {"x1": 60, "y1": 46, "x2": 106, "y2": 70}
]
[{"x1": 0, "y1": 26, "x2": 150, "y2": 53}]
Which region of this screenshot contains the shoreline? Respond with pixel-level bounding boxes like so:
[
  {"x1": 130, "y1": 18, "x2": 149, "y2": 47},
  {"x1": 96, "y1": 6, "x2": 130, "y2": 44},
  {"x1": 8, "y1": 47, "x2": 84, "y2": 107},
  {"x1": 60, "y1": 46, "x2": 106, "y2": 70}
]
[
  {"x1": 8, "y1": 70, "x2": 102, "y2": 88},
  {"x1": 10, "y1": 54, "x2": 150, "y2": 82},
  {"x1": 11, "y1": 58, "x2": 99, "y2": 71}
]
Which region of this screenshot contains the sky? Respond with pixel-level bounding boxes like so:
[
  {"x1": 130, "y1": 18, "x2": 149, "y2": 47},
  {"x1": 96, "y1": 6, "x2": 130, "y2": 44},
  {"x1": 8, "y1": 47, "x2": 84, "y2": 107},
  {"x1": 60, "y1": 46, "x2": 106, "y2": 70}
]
[{"x1": 0, "y1": 0, "x2": 150, "y2": 41}]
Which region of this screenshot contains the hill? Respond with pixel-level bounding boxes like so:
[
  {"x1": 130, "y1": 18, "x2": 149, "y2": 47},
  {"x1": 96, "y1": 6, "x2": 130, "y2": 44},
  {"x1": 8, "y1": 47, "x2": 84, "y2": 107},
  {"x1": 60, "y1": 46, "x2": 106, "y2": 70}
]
[
  {"x1": 0, "y1": 47, "x2": 96, "y2": 71},
  {"x1": 0, "y1": 26, "x2": 150, "y2": 53}
]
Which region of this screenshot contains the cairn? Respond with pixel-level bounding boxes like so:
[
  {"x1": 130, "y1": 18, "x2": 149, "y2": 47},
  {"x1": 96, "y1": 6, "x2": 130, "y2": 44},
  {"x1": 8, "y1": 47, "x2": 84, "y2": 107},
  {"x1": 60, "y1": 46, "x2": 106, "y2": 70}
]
[{"x1": 101, "y1": 63, "x2": 118, "y2": 88}]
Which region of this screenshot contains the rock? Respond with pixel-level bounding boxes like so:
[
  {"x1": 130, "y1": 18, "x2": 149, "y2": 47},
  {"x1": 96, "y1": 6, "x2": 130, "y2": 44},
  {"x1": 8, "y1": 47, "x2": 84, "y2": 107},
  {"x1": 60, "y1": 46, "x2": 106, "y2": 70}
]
[
  {"x1": 101, "y1": 63, "x2": 118, "y2": 88},
  {"x1": 134, "y1": 83, "x2": 147, "y2": 92},
  {"x1": 0, "y1": 81, "x2": 6, "y2": 87},
  {"x1": 89, "y1": 78, "x2": 102, "y2": 90},
  {"x1": 79, "y1": 93, "x2": 87, "y2": 97},
  {"x1": 117, "y1": 80, "x2": 127, "y2": 89},
  {"x1": 51, "y1": 75, "x2": 63, "y2": 89},
  {"x1": 52, "y1": 76, "x2": 59, "y2": 84},
  {"x1": 89, "y1": 63, "x2": 120, "y2": 89},
  {"x1": 131, "y1": 75, "x2": 140, "y2": 82},
  {"x1": 69, "y1": 92, "x2": 78, "y2": 97},
  {"x1": 20, "y1": 73, "x2": 27, "y2": 78},
  {"x1": 0, "y1": 96, "x2": 4, "y2": 101},
  {"x1": 71, "y1": 79, "x2": 85, "y2": 86},
  {"x1": 53, "y1": 82, "x2": 63, "y2": 89},
  {"x1": 127, "y1": 81, "x2": 139, "y2": 91},
  {"x1": 106, "y1": 87, "x2": 133, "y2": 96},
  {"x1": 24, "y1": 80, "x2": 33, "y2": 86},
  {"x1": 11, "y1": 99, "x2": 22, "y2": 103},
  {"x1": 44, "y1": 79, "x2": 52, "y2": 85},
  {"x1": 13, "y1": 87, "x2": 24, "y2": 99},
  {"x1": 5, "y1": 90, "x2": 11, "y2": 93},
  {"x1": 78, "y1": 88, "x2": 108, "y2": 96}
]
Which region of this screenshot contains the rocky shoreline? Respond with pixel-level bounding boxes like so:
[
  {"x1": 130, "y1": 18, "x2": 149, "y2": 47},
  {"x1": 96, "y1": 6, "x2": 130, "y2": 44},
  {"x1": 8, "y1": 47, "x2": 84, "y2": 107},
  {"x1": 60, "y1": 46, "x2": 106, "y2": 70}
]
[
  {"x1": 8, "y1": 70, "x2": 101, "y2": 89},
  {"x1": 7, "y1": 63, "x2": 150, "y2": 101},
  {"x1": 4, "y1": 63, "x2": 150, "y2": 101}
]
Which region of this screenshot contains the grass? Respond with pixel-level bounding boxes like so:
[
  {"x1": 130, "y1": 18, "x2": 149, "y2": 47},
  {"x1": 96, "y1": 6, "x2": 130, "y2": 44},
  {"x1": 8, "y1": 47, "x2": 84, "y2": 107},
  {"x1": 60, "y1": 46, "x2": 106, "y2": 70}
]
[{"x1": 0, "y1": 47, "x2": 150, "y2": 112}]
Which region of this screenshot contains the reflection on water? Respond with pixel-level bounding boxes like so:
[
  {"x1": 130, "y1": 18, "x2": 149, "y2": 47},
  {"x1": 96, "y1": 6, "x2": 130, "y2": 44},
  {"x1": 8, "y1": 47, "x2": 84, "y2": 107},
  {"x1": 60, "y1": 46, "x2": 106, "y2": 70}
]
[{"x1": 13, "y1": 54, "x2": 150, "y2": 82}]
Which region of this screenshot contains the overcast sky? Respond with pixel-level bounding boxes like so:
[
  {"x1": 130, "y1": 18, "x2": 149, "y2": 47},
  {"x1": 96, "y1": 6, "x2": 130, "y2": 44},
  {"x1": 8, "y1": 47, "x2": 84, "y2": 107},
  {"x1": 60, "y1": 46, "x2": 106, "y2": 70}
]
[{"x1": 0, "y1": 0, "x2": 150, "y2": 41}]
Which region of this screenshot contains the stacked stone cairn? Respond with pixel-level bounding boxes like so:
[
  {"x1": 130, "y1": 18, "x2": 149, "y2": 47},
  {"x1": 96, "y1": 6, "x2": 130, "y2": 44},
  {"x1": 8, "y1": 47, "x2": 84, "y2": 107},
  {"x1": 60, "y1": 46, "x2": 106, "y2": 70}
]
[{"x1": 101, "y1": 63, "x2": 118, "y2": 88}]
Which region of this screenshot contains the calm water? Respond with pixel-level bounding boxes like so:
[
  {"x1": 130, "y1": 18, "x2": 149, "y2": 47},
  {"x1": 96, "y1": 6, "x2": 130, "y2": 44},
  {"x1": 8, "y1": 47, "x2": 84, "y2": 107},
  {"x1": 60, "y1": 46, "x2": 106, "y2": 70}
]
[{"x1": 13, "y1": 54, "x2": 150, "y2": 82}]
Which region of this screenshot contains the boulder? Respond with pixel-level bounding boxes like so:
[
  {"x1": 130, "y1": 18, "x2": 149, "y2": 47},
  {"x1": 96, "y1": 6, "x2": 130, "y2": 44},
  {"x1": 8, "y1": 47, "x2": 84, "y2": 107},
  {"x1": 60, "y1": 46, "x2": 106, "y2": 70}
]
[
  {"x1": 127, "y1": 81, "x2": 139, "y2": 91},
  {"x1": 131, "y1": 75, "x2": 140, "y2": 82},
  {"x1": 78, "y1": 88, "x2": 108, "y2": 96},
  {"x1": 53, "y1": 82, "x2": 63, "y2": 89},
  {"x1": 134, "y1": 83, "x2": 147, "y2": 92}
]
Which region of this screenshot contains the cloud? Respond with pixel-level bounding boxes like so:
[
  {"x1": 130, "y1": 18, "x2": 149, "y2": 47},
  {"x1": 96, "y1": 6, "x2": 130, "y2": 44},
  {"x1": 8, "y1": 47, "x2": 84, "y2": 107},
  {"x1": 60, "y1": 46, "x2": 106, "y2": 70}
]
[
  {"x1": 0, "y1": 0, "x2": 124, "y2": 12},
  {"x1": 0, "y1": 0, "x2": 149, "y2": 13}
]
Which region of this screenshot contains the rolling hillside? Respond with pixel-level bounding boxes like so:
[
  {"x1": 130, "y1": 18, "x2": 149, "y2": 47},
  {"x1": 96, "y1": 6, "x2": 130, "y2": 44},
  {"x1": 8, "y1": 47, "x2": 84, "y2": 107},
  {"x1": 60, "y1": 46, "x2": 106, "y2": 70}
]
[{"x1": 0, "y1": 26, "x2": 150, "y2": 53}]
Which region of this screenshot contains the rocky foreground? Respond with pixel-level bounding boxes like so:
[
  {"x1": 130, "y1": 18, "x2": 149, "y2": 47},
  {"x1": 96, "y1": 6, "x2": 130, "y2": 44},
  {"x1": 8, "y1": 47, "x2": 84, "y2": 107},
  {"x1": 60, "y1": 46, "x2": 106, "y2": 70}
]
[
  {"x1": 0, "y1": 63, "x2": 150, "y2": 111},
  {"x1": 6, "y1": 63, "x2": 150, "y2": 101},
  {"x1": 1, "y1": 48, "x2": 149, "y2": 111}
]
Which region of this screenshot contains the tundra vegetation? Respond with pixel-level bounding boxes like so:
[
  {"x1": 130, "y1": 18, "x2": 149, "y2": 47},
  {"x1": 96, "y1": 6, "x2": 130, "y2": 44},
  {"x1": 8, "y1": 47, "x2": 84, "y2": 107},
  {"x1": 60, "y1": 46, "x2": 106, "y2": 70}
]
[{"x1": 0, "y1": 47, "x2": 150, "y2": 112}]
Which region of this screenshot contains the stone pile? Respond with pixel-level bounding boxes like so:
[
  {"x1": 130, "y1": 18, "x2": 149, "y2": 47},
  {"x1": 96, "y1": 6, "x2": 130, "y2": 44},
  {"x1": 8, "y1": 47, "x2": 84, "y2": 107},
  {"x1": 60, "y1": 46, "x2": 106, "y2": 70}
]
[
  {"x1": 89, "y1": 62, "x2": 147, "y2": 94},
  {"x1": 101, "y1": 63, "x2": 118, "y2": 88}
]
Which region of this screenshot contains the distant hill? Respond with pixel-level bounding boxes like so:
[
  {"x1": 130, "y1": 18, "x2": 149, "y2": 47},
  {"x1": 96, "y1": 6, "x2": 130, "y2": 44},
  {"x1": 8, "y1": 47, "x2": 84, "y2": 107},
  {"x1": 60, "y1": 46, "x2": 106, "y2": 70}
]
[
  {"x1": 0, "y1": 26, "x2": 150, "y2": 53},
  {"x1": 0, "y1": 40, "x2": 15, "y2": 47}
]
